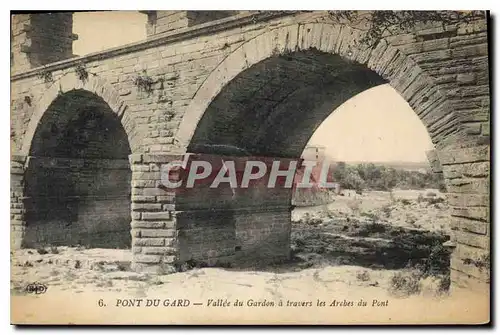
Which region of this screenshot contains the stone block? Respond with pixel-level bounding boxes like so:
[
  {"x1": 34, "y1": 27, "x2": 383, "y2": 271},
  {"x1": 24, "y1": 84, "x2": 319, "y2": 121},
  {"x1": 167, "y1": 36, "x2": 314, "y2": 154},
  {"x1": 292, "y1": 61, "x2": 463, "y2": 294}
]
[
  {"x1": 452, "y1": 207, "x2": 489, "y2": 222},
  {"x1": 451, "y1": 217, "x2": 488, "y2": 235},
  {"x1": 142, "y1": 154, "x2": 184, "y2": 164},
  {"x1": 134, "y1": 254, "x2": 162, "y2": 264},
  {"x1": 132, "y1": 171, "x2": 161, "y2": 180},
  {"x1": 438, "y1": 145, "x2": 489, "y2": 164},
  {"x1": 447, "y1": 193, "x2": 489, "y2": 207},
  {"x1": 129, "y1": 154, "x2": 143, "y2": 164},
  {"x1": 140, "y1": 229, "x2": 176, "y2": 238},
  {"x1": 131, "y1": 195, "x2": 156, "y2": 203},
  {"x1": 130, "y1": 229, "x2": 142, "y2": 238},
  {"x1": 142, "y1": 212, "x2": 172, "y2": 220},
  {"x1": 133, "y1": 238, "x2": 165, "y2": 247},
  {"x1": 142, "y1": 247, "x2": 177, "y2": 255},
  {"x1": 132, "y1": 180, "x2": 156, "y2": 188},
  {"x1": 131, "y1": 203, "x2": 163, "y2": 211},
  {"x1": 131, "y1": 165, "x2": 150, "y2": 172},
  {"x1": 131, "y1": 220, "x2": 165, "y2": 229},
  {"x1": 453, "y1": 231, "x2": 490, "y2": 249}
]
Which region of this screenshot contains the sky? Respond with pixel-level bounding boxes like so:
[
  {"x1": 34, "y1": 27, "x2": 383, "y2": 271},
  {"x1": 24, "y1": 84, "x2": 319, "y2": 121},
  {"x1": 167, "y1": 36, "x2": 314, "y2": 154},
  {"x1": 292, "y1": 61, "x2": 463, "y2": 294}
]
[
  {"x1": 72, "y1": 11, "x2": 434, "y2": 164},
  {"x1": 73, "y1": 12, "x2": 147, "y2": 56},
  {"x1": 308, "y1": 84, "x2": 434, "y2": 163}
]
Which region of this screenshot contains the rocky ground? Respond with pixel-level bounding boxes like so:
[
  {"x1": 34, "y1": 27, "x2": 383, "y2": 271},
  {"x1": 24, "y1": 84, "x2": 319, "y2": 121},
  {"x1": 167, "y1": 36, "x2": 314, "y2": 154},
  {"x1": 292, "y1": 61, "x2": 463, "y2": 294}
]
[{"x1": 11, "y1": 190, "x2": 453, "y2": 317}]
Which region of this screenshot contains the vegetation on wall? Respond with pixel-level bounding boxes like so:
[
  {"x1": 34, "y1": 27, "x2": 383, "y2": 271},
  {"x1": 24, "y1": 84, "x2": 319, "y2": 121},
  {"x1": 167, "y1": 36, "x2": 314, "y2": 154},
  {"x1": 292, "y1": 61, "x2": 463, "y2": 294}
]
[
  {"x1": 133, "y1": 71, "x2": 155, "y2": 95},
  {"x1": 37, "y1": 69, "x2": 53, "y2": 83},
  {"x1": 75, "y1": 62, "x2": 89, "y2": 83}
]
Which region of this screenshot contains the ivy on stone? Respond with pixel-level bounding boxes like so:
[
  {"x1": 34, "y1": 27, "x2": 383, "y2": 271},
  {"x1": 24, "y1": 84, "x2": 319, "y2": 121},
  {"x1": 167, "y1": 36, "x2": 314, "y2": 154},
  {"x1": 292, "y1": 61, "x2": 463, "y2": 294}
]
[
  {"x1": 134, "y1": 71, "x2": 155, "y2": 95},
  {"x1": 75, "y1": 62, "x2": 89, "y2": 83},
  {"x1": 328, "y1": 10, "x2": 485, "y2": 48},
  {"x1": 37, "y1": 69, "x2": 53, "y2": 83}
]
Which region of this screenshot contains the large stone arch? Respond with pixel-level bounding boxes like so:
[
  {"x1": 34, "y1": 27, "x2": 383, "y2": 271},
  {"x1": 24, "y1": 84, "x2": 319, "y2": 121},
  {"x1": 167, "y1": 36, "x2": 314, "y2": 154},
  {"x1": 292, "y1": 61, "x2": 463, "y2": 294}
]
[
  {"x1": 176, "y1": 23, "x2": 455, "y2": 152},
  {"x1": 168, "y1": 22, "x2": 490, "y2": 287},
  {"x1": 12, "y1": 72, "x2": 137, "y2": 249},
  {"x1": 20, "y1": 71, "x2": 138, "y2": 156}
]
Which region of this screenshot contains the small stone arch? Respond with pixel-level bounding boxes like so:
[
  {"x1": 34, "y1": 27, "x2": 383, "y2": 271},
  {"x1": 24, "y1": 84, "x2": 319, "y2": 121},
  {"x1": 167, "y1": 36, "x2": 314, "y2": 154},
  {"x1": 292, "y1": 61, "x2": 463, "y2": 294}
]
[
  {"x1": 18, "y1": 71, "x2": 136, "y2": 249},
  {"x1": 20, "y1": 71, "x2": 138, "y2": 156},
  {"x1": 176, "y1": 22, "x2": 455, "y2": 151}
]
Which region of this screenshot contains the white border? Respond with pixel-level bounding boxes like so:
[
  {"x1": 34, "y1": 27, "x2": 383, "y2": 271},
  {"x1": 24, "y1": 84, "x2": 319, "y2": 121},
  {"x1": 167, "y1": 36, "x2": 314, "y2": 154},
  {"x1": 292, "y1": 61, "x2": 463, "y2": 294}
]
[{"x1": 3, "y1": 2, "x2": 498, "y2": 333}]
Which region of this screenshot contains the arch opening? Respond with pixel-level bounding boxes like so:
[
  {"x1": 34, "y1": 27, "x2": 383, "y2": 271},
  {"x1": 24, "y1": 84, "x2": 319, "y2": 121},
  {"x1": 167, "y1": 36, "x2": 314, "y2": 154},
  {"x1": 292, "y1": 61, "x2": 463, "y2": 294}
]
[
  {"x1": 180, "y1": 49, "x2": 445, "y2": 267},
  {"x1": 188, "y1": 49, "x2": 387, "y2": 158},
  {"x1": 292, "y1": 83, "x2": 444, "y2": 206},
  {"x1": 289, "y1": 84, "x2": 450, "y2": 273},
  {"x1": 23, "y1": 90, "x2": 132, "y2": 249}
]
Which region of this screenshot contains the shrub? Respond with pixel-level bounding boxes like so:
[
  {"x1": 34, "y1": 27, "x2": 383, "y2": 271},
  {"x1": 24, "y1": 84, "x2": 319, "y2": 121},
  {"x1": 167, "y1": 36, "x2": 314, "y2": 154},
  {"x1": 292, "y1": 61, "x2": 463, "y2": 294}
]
[
  {"x1": 36, "y1": 248, "x2": 48, "y2": 255},
  {"x1": 134, "y1": 71, "x2": 155, "y2": 95},
  {"x1": 347, "y1": 199, "x2": 362, "y2": 214},
  {"x1": 301, "y1": 213, "x2": 322, "y2": 226},
  {"x1": 360, "y1": 212, "x2": 379, "y2": 221},
  {"x1": 427, "y1": 197, "x2": 445, "y2": 205},
  {"x1": 389, "y1": 191, "x2": 396, "y2": 203},
  {"x1": 75, "y1": 63, "x2": 89, "y2": 82},
  {"x1": 381, "y1": 205, "x2": 392, "y2": 218},
  {"x1": 356, "y1": 270, "x2": 370, "y2": 282},
  {"x1": 389, "y1": 271, "x2": 421, "y2": 297},
  {"x1": 399, "y1": 198, "x2": 411, "y2": 205},
  {"x1": 462, "y1": 254, "x2": 490, "y2": 272},
  {"x1": 422, "y1": 243, "x2": 451, "y2": 277},
  {"x1": 437, "y1": 274, "x2": 451, "y2": 293},
  {"x1": 356, "y1": 222, "x2": 386, "y2": 237},
  {"x1": 405, "y1": 213, "x2": 418, "y2": 225}
]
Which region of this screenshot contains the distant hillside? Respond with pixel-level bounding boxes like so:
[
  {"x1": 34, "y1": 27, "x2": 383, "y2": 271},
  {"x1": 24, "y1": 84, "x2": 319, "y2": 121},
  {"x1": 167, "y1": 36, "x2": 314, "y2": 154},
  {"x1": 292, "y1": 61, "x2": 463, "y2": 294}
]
[
  {"x1": 336, "y1": 160, "x2": 430, "y2": 172},
  {"x1": 323, "y1": 160, "x2": 444, "y2": 192}
]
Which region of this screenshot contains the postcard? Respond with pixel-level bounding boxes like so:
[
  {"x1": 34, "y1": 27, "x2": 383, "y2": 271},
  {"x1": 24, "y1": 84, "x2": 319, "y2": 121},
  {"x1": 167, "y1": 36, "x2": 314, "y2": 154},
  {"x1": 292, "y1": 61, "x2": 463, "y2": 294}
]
[{"x1": 10, "y1": 10, "x2": 490, "y2": 325}]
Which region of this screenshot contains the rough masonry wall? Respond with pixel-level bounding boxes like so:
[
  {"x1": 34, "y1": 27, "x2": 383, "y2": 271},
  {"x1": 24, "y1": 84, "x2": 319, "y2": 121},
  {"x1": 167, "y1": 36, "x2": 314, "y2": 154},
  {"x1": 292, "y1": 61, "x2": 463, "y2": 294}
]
[
  {"x1": 234, "y1": 209, "x2": 291, "y2": 264},
  {"x1": 173, "y1": 154, "x2": 296, "y2": 266},
  {"x1": 441, "y1": 146, "x2": 490, "y2": 291},
  {"x1": 10, "y1": 12, "x2": 490, "y2": 288},
  {"x1": 23, "y1": 157, "x2": 131, "y2": 248},
  {"x1": 20, "y1": 89, "x2": 132, "y2": 249},
  {"x1": 11, "y1": 12, "x2": 490, "y2": 155},
  {"x1": 144, "y1": 11, "x2": 240, "y2": 37},
  {"x1": 128, "y1": 153, "x2": 178, "y2": 273}
]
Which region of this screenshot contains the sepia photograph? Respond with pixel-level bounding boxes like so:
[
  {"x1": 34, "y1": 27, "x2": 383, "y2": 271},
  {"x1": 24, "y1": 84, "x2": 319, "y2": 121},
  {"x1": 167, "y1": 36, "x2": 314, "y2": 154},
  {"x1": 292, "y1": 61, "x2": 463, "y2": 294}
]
[{"x1": 9, "y1": 7, "x2": 492, "y2": 325}]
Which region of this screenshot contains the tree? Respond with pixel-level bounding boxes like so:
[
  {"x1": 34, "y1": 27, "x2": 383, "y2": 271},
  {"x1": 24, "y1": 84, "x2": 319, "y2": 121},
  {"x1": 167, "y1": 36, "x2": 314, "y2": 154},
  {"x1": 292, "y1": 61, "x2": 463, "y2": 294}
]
[
  {"x1": 332, "y1": 161, "x2": 346, "y2": 183},
  {"x1": 344, "y1": 167, "x2": 365, "y2": 192}
]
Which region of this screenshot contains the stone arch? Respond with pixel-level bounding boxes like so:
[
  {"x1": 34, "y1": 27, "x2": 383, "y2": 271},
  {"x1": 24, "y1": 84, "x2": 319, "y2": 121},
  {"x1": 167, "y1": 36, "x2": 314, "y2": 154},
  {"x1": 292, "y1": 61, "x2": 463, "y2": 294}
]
[
  {"x1": 21, "y1": 71, "x2": 138, "y2": 156},
  {"x1": 177, "y1": 23, "x2": 454, "y2": 152},
  {"x1": 173, "y1": 22, "x2": 460, "y2": 267},
  {"x1": 20, "y1": 73, "x2": 135, "y2": 249}
]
